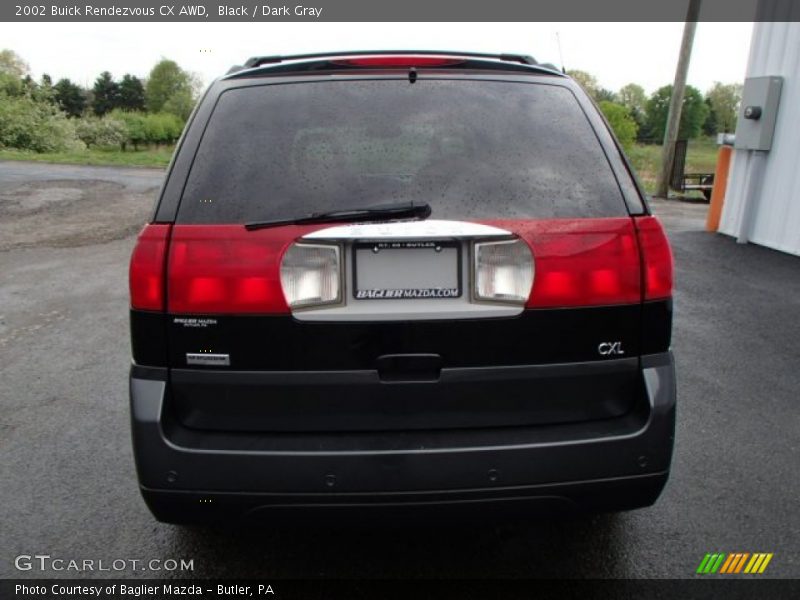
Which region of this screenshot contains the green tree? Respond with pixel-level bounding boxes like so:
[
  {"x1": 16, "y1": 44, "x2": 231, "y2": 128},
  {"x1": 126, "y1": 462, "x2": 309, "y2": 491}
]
[
  {"x1": 599, "y1": 101, "x2": 638, "y2": 151},
  {"x1": 145, "y1": 59, "x2": 198, "y2": 120},
  {"x1": 618, "y1": 83, "x2": 646, "y2": 114},
  {"x1": 568, "y1": 69, "x2": 599, "y2": 96},
  {"x1": 0, "y1": 50, "x2": 27, "y2": 97},
  {"x1": 567, "y1": 69, "x2": 615, "y2": 104},
  {"x1": 594, "y1": 88, "x2": 616, "y2": 102},
  {"x1": 0, "y1": 49, "x2": 29, "y2": 77},
  {"x1": 704, "y1": 82, "x2": 742, "y2": 134},
  {"x1": 702, "y1": 97, "x2": 717, "y2": 136},
  {"x1": 18, "y1": 74, "x2": 55, "y2": 104},
  {"x1": 35, "y1": 73, "x2": 56, "y2": 103},
  {"x1": 617, "y1": 83, "x2": 648, "y2": 140},
  {"x1": 92, "y1": 71, "x2": 119, "y2": 116},
  {"x1": 161, "y1": 92, "x2": 196, "y2": 121},
  {"x1": 21, "y1": 74, "x2": 37, "y2": 94},
  {"x1": 54, "y1": 78, "x2": 86, "y2": 117},
  {"x1": 118, "y1": 74, "x2": 145, "y2": 111},
  {"x1": 645, "y1": 84, "x2": 709, "y2": 143},
  {"x1": 0, "y1": 73, "x2": 24, "y2": 96},
  {"x1": 109, "y1": 109, "x2": 147, "y2": 150}
]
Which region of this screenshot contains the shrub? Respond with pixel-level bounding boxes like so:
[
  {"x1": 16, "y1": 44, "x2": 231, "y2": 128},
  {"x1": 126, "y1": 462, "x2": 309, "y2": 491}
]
[
  {"x1": 0, "y1": 93, "x2": 84, "y2": 152},
  {"x1": 109, "y1": 110, "x2": 183, "y2": 149},
  {"x1": 76, "y1": 116, "x2": 127, "y2": 148},
  {"x1": 142, "y1": 112, "x2": 183, "y2": 145},
  {"x1": 109, "y1": 109, "x2": 147, "y2": 149}
]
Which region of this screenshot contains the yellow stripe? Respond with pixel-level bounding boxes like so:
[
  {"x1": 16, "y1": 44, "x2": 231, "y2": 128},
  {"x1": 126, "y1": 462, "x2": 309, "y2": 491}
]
[
  {"x1": 744, "y1": 554, "x2": 760, "y2": 573},
  {"x1": 735, "y1": 553, "x2": 750, "y2": 573},
  {"x1": 720, "y1": 554, "x2": 736, "y2": 574},
  {"x1": 758, "y1": 553, "x2": 773, "y2": 574}
]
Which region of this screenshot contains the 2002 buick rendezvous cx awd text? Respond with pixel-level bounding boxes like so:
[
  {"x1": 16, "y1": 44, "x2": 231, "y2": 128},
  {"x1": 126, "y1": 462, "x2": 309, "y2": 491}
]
[{"x1": 128, "y1": 52, "x2": 675, "y2": 524}]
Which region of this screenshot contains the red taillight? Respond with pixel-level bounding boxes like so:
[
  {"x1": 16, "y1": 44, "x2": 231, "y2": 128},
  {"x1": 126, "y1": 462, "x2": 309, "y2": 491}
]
[
  {"x1": 167, "y1": 225, "x2": 315, "y2": 314},
  {"x1": 634, "y1": 216, "x2": 674, "y2": 301},
  {"x1": 331, "y1": 55, "x2": 465, "y2": 68},
  {"x1": 484, "y1": 218, "x2": 643, "y2": 308},
  {"x1": 129, "y1": 224, "x2": 171, "y2": 311}
]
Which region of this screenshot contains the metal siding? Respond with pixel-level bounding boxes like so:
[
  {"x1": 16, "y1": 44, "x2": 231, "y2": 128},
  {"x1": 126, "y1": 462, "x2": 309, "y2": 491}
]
[{"x1": 720, "y1": 21, "x2": 800, "y2": 256}]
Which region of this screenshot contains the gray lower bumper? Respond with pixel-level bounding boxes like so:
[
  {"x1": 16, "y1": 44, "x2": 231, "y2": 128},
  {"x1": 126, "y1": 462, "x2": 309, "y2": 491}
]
[{"x1": 130, "y1": 353, "x2": 676, "y2": 521}]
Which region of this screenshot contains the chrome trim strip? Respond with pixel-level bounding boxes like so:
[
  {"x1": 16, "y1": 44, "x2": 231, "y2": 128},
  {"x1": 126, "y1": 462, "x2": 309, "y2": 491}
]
[{"x1": 302, "y1": 219, "x2": 512, "y2": 241}]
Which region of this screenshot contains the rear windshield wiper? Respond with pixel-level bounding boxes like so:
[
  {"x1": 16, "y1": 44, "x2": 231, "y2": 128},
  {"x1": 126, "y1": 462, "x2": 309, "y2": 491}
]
[{"x1": 244, "y1": 202, "x2": 432, "y2": 231}]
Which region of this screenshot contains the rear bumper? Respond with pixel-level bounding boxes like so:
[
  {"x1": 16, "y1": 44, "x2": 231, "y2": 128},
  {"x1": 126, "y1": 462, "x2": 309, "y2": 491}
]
[{"x1": 130, "y1": 352, "x2": 676, "y2": 522}]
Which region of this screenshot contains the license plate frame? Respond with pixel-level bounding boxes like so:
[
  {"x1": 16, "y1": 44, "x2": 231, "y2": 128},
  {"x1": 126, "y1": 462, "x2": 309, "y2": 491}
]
[{"x1": 352, "y1": 240, "x2": 462, "y2": 301}]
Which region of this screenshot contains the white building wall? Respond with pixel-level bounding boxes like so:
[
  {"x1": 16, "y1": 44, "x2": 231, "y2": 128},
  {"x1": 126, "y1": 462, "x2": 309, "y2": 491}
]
[{"x1": 719, "y1": 21, "x2": 800, "y2": 256}]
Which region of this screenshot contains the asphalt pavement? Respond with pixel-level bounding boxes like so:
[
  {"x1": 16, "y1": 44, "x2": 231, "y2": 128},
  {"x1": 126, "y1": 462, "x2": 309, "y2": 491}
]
[{"x1": 1, "y1": 160, "x2": 798, "y2": 579}]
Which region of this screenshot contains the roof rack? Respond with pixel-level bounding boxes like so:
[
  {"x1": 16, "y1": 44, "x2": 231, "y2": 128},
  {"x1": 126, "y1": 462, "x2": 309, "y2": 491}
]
[{"x1": 239, "y1": 50, "x2": 540, "y2": 71}]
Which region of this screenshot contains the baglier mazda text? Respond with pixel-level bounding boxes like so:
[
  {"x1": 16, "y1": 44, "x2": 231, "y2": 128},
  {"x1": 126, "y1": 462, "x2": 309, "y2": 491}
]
[{"x1": 128, "y1": 51, "x2": 676, "y2": 524}]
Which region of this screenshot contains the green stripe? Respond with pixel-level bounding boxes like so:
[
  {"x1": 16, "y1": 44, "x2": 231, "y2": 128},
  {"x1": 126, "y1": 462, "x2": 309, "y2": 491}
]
[
  {"x1": 704, "y1": 554, "x2": 719, "y2": 573},
  {"x1": 706, "y1": 554, "x2": 718, "y2": 573},
  {"x1": 705, "y1": 554, "x2": 718, "y2": 573},
  {"x1": 697, "y1": 554, "x2": 712, "y2": 574},
  {"x1": 710, "y1": 554, "x2": 726, "y2": 573}
]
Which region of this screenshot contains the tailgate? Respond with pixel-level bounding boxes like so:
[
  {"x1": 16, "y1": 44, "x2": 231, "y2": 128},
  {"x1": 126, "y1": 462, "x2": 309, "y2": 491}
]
[{"x1": 162, "y1": 217, "x2": 649, "y2": 433}]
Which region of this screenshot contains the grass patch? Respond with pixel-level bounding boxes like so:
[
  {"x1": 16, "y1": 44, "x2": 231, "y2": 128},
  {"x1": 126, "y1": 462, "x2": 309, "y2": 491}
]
[
  {"x1": 0, "y1": 146, "x2": 173, "y2": 168},
  {"x1": 627, "y1": 137, "x2": 720, "y2": 195}
]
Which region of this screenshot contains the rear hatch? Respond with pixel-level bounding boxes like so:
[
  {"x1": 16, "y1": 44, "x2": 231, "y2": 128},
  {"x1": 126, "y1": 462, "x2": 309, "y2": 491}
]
[{"x1": 130, "y1": 73, "x2": 673, "y2": 433}]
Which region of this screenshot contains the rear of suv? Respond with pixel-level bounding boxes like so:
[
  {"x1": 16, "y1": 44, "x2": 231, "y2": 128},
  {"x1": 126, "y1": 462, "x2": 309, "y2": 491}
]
[{"x1": 129, "y1": 51, "x2": 675, "y2": 524}]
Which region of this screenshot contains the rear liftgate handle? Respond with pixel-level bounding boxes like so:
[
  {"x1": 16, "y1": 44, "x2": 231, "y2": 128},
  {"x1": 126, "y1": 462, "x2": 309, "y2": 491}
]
[{"x1": 376, "y1": 354, "x2": 442, "y2": 383}]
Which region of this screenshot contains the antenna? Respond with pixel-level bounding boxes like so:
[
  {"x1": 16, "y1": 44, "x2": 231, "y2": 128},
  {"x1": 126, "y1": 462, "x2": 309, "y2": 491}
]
[{"x1": 556, "y1": 32, "x2": 566, "y2": 74}]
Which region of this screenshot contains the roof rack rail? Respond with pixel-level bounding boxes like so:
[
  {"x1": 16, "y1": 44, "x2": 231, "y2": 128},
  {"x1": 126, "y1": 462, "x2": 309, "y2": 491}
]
[{"x1": 240, "y1": 50, "x2": 540, "y2": 71}]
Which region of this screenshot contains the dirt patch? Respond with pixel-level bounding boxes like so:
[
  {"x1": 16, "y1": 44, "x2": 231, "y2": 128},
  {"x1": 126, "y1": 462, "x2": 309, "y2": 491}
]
[{"x1": 0, "y1": 179, "x2": 156, "y2": 251}]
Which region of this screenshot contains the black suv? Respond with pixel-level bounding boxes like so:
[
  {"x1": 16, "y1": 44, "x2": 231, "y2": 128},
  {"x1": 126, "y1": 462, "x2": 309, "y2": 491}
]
[{"x1": 129, "y1": 51, "x2": 675, "y2": 524}]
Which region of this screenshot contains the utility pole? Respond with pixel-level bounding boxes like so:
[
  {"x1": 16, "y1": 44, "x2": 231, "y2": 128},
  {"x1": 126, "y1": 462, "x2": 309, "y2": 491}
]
[{"x1": 655, "y1": 0, "x2": 702, "y2": 198}]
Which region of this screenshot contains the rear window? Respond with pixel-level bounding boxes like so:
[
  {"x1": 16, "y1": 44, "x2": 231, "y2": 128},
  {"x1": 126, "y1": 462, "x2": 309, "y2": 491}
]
[{"x1": 177, "y1": 79, "x2": 626, "y2": 223}]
